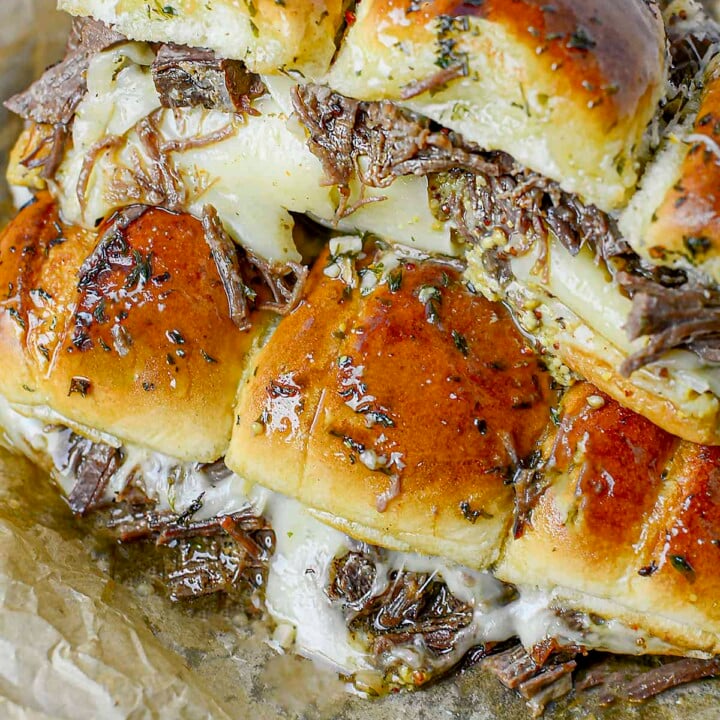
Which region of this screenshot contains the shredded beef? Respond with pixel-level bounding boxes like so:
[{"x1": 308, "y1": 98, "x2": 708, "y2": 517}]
[
  {"x1": 152, "y1": 43, "x2": 265, "y2": 114},
  {"x1": 111, "y1": 504, "x2": 274, "y2": 601},
  {"x1": 580, "y1": 656, "x2": 720, "y2": 705},
  {"x1": 618, "y1": 272, "x2": 720, "y2": 375},
  {"x1": 201, "y1": 205, "x2": 253, "y2": 330},
  {"x1": 201, "y1": 205, "x2": 308, "y2": 326},
  {"x1": 292, "y1": 84, "x2": 501, "y2": 215},
  {"x1": 329, "y1": 551, "x2": 474, "y2": 656},
  {"x1": 61, "y1": 431, "x2": 123, "y2": 515},
  {"x1": 483, "y1": 644, "x2": 577, "y2": 718},
  {"x1": 5, "y1": 18, "x2": 124, "y2": 126},
  {"x1": 511, "y1": 466, "x2": 548, "y2": 540}
]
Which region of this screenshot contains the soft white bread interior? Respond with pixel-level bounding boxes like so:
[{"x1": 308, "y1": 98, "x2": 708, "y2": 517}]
[
  {"x1": 0, "y1": 193, "x2": 268, "y2": 461},
  {"x1": 57, "y1": 0, "x2": 346, "y2": 76}
]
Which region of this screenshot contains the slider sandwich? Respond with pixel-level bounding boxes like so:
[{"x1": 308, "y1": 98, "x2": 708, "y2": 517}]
[{"x1": 2, "y1": 0, "x2": 720, "y2": 714}]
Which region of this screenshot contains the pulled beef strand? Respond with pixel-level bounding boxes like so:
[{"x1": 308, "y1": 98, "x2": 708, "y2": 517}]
[
  {"x1": 4, "y1": 18, "x2": 124, "y2": 126},
  {"x1": 20, "y1": 123, "x2": 69, "y2": 180},
  {"x1": 201, "y1": 205, "x2": 253, "y2": 331},
  {"x1": 483, "y1": 644, "x2": 577, "y2": 718},
  {"x1": 152, "y1": 43, "x2": 265, "y2": 114},
  {"x1": 249, "y1": 251, "x2": 309, "y2": 317},
  {"x1": 618, "y1": 271, "x2": 720, "y2": 375},
  {"x1": 622, "y1": 657, "x2": 720, "y2": 702},
  {"x1": 511, "y1": 466, "x2": 547, "y2": 540},
  {"x1": 63, "y1": 432, "x2": 123, "y2": 515},
  {"x1": 579, "y1": 656, "x2": 720, "y2": 705},
  {"x1": 135, "y1": 112, "x2": 187, "y2": 211}
]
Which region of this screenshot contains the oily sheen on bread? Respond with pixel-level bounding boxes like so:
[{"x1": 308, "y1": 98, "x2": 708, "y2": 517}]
[
  {"x1": 1, "y1": 193, "x2": 720, "y2": 709},
  {"x1": 228, "y1": 242, "x2": 555, "y2": 569},
  {"x1": 0, "y1": 193, "x2": 268, "y2": 461},
  {"x1": 9, "y1": 0, "x2": 720, "y2": 448},
  {"x1": 497, "y1": 382, "x2": 720, "y2": 656}
]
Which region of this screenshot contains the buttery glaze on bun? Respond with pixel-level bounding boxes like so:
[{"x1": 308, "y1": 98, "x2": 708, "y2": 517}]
[
  {"x1": 497, "y1": 382, "x2": 720, "y2": 656},
  {"x1": 0, "y1": 194, "x2": 267, "y2": 461},
  {"x1": 622, "y1": 55, "x2": 720, "y2": 282},
  {"x1": 18, "y1": 1, "x2": 720, "y2": 450},
  {"x1": 228, "y1": 244, "x2": 556, "y2": 569},
  {"x1": 328, "y1": 0, "x2": 666, "y2": 211}
]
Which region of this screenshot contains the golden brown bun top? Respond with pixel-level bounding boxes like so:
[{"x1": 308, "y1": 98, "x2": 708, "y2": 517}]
[
  {"x1": 634, "y1": 57, "x2": 720, "y2": 281},
  {"x1": 0, "y1": 194, "x2": 265, "y2": 461},
  {"x1": 371, "y1": 0, "x2": 660, "y2": 128},
  {"x1": 498, "y1": 382, "x2": 720, "y2": 653},
  {"x1": 228, "y1": 245, "x2": 556, "y2": 568},
  {"x1": 328, "y1": 0, "x2": 666, "y2": 210},
  {"x1": 58, "y1": 0, "x2": 345, "y2": 75}
]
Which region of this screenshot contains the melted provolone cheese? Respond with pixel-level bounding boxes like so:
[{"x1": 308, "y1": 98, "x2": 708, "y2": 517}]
[
  {"x1": 53, "y1": 43, "x2": 457, "y2": 265},
  {"x1": 465, "y1": 238, "x2": 720, "y2": 423},
  {"x1": 0, "y1": 394, "x2": 685, "y2": 684}
]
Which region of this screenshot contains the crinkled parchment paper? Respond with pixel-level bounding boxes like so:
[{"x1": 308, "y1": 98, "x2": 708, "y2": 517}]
[{"x1": 1, "y1": 3, "x2": 720, "y2": 719}]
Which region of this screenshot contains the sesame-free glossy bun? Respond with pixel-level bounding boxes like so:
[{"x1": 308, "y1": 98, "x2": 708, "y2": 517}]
[
  {"x1": 228, "y1": 246, "x2": 556, "y2": 569},
  {"x1": 0, "y1": 193, "x2": 268, "y2": 461},
  {"x1": 327, "y1": 0, "x2": 666, "y2": 211},
  {"x1": 497, "y1": 383, "x2": 720, "y2": 655}
]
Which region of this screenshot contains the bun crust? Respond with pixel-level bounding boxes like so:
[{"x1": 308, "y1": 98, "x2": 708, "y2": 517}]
[
  {"x1": 58, "y1": 0, "x2": 345, "y2": 76},
  {"x1": 327, "y1": 0, "x2": 666, "y2": 210},
  {"x1": 497, "y1": 383, "x2": 720, "y2": 654},
  {"x1": 228, "y1": 247, "x2": 556, "y2": 569},
  {"x1": 631, "y1": 57, "x2": 720, "y2": 282},
  {"x1": 559, "y1": 341, "x2": 720, "y2": 446},
  {"x1": 0, "y1": 194, "x2": 266, "y2": 461}
]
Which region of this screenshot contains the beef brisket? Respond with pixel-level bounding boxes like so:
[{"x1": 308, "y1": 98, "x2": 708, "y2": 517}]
[
  {"x1": 152, "y1": 43, "x2": 265, "y2": 114},
  {"x1": 5, "y1": 18, "x2": 124, "y2": 126}
]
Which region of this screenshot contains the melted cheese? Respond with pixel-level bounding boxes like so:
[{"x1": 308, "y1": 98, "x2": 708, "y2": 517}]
[
  {"x1": 465, "y1": 238, "x2": 720, "y2": 423},
  {"x1": 52, "y1": 43, "x2": 457, "y2": 265},
  {"x1": 0, "y1": 394, "x2": 684, "y2": 684}
]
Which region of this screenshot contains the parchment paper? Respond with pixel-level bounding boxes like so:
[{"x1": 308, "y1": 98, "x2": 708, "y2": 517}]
[{"x1": 1, "y1": 3, "x2": 720, "y2": 719}]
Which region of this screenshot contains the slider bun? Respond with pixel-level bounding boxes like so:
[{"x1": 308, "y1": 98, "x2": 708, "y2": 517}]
[
  {"x1": 67, "y1": 0, "x2": 666, "y2": 210},
  {"x1": 227, "y1": 246, "x2": 556, "y2": 569},
  {"x1": 57, "y1": 0, "x2": 345, "y2": 76},
  {"x1": 559, "y1": 341, "x2": 720, "y2": 446},
  {"x1": 327, "y1": 0, "x2": 666, "y2": 211},
  {"x1": 497, "y1": 383, "x2": 720, "y2": 655},
  {"x1": 621, "y1": 56, "x2": 720, "y2": 283},
  {"x1": 0, "y1": 193, "x2": 267, "y2": 461}
]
